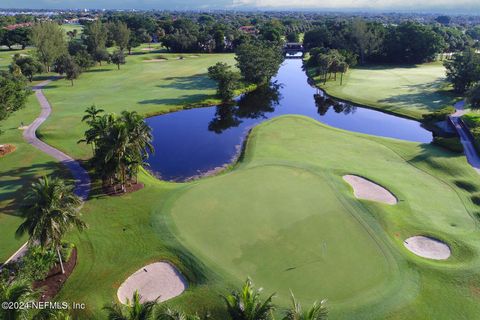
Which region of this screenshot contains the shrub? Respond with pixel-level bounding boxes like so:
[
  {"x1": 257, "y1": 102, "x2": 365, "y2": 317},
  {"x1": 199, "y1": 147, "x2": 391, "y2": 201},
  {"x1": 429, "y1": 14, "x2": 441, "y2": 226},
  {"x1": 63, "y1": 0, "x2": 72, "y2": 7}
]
[
  {"x1": 61, "y1": 242, "x2": 75, "y2": 262},
  {"x1": 422, "y1": 106, "x2": 455, "y2": 122},
  {"x1": 432, "y1": 136, "x2": 464, "y2": 153},
  {"x1": 19, "y1": 246, "x2": 57, "y2": 281}
]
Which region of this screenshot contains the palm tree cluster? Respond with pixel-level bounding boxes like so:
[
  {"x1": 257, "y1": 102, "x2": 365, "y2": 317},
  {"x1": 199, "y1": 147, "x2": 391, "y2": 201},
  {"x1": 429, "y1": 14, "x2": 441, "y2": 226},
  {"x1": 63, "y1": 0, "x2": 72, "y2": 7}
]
[
  {"x1": 79, "y1": 106, "x2": 154, "y2": 193},
  {"x1": 103, "y1": 279, "x2": 327, "y2": 320}
]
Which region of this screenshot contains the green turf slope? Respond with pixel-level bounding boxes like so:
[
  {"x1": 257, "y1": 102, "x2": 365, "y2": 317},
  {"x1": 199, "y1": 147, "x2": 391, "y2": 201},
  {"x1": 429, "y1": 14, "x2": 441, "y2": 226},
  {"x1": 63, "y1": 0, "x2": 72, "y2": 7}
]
[{"x1": 162, "y1": 115, "x2": 480, "y2": 319}]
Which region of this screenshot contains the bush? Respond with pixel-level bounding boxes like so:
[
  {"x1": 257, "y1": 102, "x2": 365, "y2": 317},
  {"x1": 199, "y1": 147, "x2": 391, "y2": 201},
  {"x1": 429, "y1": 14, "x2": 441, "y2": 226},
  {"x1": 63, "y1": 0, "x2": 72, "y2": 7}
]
[
  {"x1": 61, "y1": 242, "x2": 75, "y2": 262},
  {"x1": 422, "y1": 106, "x2": 455, "y2": 122},
  {"x1": 432, "y1": 136, "x2": 464, "y2": 153},
  {"x1": 19, "y1": 246, "x2": 57, "y2": 281}
]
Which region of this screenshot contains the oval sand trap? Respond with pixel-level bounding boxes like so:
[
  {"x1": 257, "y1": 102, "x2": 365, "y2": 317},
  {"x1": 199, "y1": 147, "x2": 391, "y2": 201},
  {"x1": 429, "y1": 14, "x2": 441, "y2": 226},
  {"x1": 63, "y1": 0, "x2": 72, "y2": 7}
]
[
  {"x1": 404, "y1": 236, "x2": 451, "y2": 260},
  {"x1": 117, "y1": 262, "x2": 187, "y2": 304},
  {"x1": 343, "y1": 175, "x2": 397, "y2": 205}
]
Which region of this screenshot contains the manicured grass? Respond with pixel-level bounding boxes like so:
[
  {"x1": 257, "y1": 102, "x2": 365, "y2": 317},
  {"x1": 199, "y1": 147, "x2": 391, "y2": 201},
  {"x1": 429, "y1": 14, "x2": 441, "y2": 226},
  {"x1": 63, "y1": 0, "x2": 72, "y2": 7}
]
[
  {"x1": 0, "y1": 48, "x2": 32, "y2": 70},
  {"x1": 60, "y1": 23, "x2": 84, "y2": 39},
  {"x1": 58, "y1": 116, "x2": 480, "y2": 319},
  {"x1": 39, "y1": 53, "x2": 238, "y2": 159},
  {"x1": 0, "y1": 95, "x2": 68, "y2": 262},
  {"x1": 310, "y1": 62, "x2": 460, "y2": 120}
]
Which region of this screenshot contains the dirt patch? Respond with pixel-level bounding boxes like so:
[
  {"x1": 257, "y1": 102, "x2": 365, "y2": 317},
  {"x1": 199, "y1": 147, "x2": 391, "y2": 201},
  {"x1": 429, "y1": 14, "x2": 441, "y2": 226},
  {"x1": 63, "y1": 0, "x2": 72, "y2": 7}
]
[
  {"x1": 404, "y1": 236, "x2": 451, "y2": 260},
  {"x1": 343, "y1": 175, "x2": 397, "y2": 205},
  {"x1": 0, "y1": 144, "x2": 16, "y2": 157},
  {"x1": 103, "y1": 182, "x2": 144, "y2": 196},
  {"x1": 33, "y1": 248, "x2": 77, "y2": 301},
  {"x1": 117, "y1": 262, "x2": 187, "y2": 303}
]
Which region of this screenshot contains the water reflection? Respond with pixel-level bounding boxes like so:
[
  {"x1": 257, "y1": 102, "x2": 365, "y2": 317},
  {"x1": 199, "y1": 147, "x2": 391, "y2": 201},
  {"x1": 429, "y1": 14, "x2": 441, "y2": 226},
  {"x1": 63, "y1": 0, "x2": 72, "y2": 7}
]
[
  {"x1": 145, "y1": 59, "x2": 433, "y2": 181},
  {"x1": 314, "y1": 94, "x2": 357, "y2": 116},
  {"x1": 209, "y1": 84, "x2": 282, "y2": 133}
]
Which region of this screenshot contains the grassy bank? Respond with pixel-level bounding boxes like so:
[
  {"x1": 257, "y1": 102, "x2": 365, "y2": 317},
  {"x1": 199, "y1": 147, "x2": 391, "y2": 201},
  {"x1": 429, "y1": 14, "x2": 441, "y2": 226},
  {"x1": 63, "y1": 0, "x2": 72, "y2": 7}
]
[
  {"x1": 309, "y1": 62, "x2": 459, "y2": 120},
  {"x1": 58, "y1": 116, "x2": 480, "y2": 319}
]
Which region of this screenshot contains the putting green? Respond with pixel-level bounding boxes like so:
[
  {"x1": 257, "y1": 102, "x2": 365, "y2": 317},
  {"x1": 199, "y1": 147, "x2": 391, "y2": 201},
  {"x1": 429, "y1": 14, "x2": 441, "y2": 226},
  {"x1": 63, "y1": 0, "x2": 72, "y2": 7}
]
[{"x1": 170, "y1": 164, "x2": 398, "y2": 303}]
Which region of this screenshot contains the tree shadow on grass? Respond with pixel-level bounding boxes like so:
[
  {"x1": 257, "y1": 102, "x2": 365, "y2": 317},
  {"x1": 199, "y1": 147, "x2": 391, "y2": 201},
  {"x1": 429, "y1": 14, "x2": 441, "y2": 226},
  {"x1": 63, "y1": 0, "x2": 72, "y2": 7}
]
[
  {"x1": 378, "y1": 88, "x2": 458, "y2": 112},
  {"x1": 138, "y1": 94, "x2": 213, "y2": 106},
  {"x1": 156, "y1": 74, "x2": 216, "y2": 91},
  {"x1": 0, "y1": 161, "x2": 68, "y2": 216},
  {"x1": 84, "y1": 68, "x2": 111, "y2": 73}
]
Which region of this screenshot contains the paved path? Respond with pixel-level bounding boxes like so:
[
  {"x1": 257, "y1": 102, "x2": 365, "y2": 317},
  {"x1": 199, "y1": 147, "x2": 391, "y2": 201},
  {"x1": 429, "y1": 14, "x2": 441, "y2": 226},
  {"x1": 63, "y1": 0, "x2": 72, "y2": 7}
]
[
  {"x1": 448, "y1": 100, "x2": 480, "y2": 174},
  {"x1": 1, "y1": 78, "x2": 91, "y2": 268}
]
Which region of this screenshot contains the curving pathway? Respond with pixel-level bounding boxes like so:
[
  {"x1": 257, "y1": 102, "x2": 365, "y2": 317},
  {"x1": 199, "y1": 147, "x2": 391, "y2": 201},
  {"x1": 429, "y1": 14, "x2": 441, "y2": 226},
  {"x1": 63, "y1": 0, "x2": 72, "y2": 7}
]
[
  {"x1": 449, "y1": 100, "x2": 480, "y2": 174},
  {"x1": 2, "y1": 79, "x2": 91, "y2": 268}
]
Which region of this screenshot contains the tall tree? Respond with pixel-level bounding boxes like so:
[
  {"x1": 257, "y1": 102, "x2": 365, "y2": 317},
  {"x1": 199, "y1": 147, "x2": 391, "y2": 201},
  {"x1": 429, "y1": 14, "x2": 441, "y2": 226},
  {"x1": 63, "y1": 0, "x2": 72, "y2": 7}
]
[
  {"x1": 10, "y1": 53, "x2": 43, "y2": 82},
  {"x1": 223, "y1": 278, "x2": 275, "y2": 320},
  {"x1": 110, "y1": 21, "x2": 131, "y2": 51},
  {"x1": 83, "y1": 20, "x2": 108, "y2": 54},
  {"x1": 31, "y1": 22, "x2": 67, "y2": 72},
  {"x1": 444, "y1": 47, "x2": 480, "y2": 93},
  {"x1": 111, "y1": 50, "x2": 126, "y2": 70},
  {"x1": 208, "y1": 62, "x2": 240, "y2": 101},
  {"x1": 235, "y1": 40, "x2": 283, "y2": 85},
  {"x1": 15, "y1": 176, "x2": 86, "y2": 274},
  {"x1": 0, "y1": 71, "x2": 31, "y2": 122}
]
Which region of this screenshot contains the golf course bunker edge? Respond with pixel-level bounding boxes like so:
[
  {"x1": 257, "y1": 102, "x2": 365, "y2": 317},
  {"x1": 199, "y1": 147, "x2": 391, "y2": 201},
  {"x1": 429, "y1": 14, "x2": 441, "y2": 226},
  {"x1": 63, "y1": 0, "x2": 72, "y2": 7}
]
[
  {"x1": 404, "y1": 236, "x2": 451, "y2": 260},
  {"x1": 117, "y1": 262, "x2": 187, "y2": 304},
  {"x1": 343, "y1": 174, "x2": 397, "y2": 205}
]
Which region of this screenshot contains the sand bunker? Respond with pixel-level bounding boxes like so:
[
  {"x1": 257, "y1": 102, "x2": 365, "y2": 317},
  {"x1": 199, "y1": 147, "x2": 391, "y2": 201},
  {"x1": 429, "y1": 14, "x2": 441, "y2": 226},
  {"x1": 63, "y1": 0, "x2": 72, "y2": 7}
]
[
  {"x1": 404, "y1": 236, "x2": 451, "y2": 260},
  {"x1": 343, "y1": 175, "x2": 397, "y2": 205},
  {"x1": 117, "y1": 262, "x2": 187, "y2": 304},
  {"x1": 143, "y1": 59, "x2": 167, "y2": 62}
]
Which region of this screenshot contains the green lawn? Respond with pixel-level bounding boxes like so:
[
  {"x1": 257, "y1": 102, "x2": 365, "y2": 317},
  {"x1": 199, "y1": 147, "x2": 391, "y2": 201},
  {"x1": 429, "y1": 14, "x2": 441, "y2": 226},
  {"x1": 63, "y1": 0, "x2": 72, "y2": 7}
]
[
  {"x1": 0, "y1": 95, "x2": 68, "y2": 262},
  {"x1": 58, "y1": 116, "x2": 480, "y2": 319},
  {"x1": 60, "y1": 23, "x2": 84, "y2": 39},
  {"x1": 40, "y1": 53, "x2": 238, "y2": 159},
  {"x1": 311, "y1": 62, "x2": 460, "y2": 120}
]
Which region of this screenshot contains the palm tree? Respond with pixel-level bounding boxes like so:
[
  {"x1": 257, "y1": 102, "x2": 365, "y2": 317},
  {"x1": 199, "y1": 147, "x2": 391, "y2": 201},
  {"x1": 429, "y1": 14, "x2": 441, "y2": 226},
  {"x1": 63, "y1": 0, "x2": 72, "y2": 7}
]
[
  {"x1": 15, "y1": 176, "x2": 86, "y2": 274},
  {"x1": 0, "y1": 279, "x2": 38, "y2": 320},
  {"x1": 81, "y1": 105, "x2": 105, "y2": 124},
  {"x1": 282, "y1": 292, "x2": 327, "y2": 320},
  {"x1": 104, "y1": 290, "x2": 157, "y2": 320},
  {"x1": 156, "y1": 308, "x2": 203, "y2": 320},
  {"x1": 223, "y1": 278, "x2": 275, "y2": 320}
]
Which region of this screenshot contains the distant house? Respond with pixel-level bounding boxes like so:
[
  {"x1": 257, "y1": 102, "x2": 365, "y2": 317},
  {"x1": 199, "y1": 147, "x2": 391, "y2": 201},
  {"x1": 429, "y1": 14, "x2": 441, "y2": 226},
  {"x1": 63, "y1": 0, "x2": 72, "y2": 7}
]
[
  {"x1": 3, "y1": 22, "x2": 33, "y2": 30},
  {"x1": 238, "y1": 25, "x2": 257, "y2": 35}
]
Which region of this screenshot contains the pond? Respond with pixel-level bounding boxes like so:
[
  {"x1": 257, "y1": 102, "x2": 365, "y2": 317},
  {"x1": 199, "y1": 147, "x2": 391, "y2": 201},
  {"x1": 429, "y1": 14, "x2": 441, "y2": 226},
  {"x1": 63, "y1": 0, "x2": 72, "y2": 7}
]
[{"x1": 145, "y1": 59, "x2": 432, "y2": 181}]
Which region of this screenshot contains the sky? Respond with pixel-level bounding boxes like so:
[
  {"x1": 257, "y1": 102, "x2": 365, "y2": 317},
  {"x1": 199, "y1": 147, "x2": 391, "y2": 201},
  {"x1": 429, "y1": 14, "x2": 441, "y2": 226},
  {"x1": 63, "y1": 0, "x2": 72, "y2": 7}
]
[{"x1": 2, "y1": 0, "x2": 480, "y2": 14}]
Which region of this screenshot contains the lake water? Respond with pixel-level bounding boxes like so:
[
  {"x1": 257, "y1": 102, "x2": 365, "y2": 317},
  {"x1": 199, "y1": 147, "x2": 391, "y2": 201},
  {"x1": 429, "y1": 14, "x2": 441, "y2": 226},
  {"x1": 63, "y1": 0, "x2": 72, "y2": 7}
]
[{"x1": 145, "y1": 59, "x2": 432, "y2": 181}]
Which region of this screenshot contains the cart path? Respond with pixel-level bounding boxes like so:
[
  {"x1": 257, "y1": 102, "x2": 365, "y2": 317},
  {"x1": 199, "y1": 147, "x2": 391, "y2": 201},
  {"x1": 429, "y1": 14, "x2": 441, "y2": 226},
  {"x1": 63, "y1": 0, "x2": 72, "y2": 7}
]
[
  {"x1": 449, "y1": 100, "x2": 480, "y2": 174},
  {"x1": 1, "y1": 79, "x2": 91, "y2": 268}
]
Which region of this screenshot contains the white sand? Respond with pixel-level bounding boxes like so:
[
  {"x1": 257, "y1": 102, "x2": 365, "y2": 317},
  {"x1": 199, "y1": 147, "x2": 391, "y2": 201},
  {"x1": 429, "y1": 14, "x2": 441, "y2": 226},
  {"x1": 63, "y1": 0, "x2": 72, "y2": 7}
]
[
  {"x1": 404, "y1": 236, "x2": 451, "y2": 260},
  {"x1": 343, "y1": 175, "x2": 397, "y2": 205},
  {"x1": 117, "y1": 262, "x2": 187, "y2": 304},
  {"x1": 143, "y1": 59, "x2": 167, "y2": 62}
]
